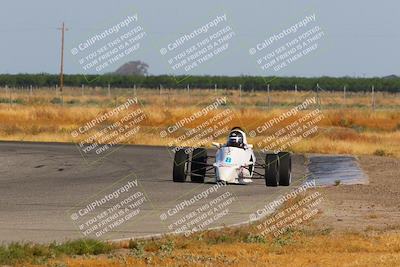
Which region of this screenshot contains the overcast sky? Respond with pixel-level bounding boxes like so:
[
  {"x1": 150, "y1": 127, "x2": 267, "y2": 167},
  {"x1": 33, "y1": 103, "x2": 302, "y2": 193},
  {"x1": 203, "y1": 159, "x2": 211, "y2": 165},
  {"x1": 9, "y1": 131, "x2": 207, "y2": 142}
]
[{"x1": 0, "y1": 0, "x2": 398, "y2": 77}]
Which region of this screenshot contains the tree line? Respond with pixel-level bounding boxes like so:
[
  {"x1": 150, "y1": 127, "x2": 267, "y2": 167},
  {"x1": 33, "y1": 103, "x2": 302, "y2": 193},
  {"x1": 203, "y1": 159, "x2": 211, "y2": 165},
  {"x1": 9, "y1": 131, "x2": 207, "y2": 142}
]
[{"x1": 0, "y1": 74, "x2": 399, "y2": 92}]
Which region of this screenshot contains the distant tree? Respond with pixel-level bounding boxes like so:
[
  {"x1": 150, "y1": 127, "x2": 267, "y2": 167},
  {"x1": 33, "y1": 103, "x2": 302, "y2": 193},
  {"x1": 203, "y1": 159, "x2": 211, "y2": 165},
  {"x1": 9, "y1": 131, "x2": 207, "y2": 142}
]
[{"x1": 113, "y1": 61, "x2": 149, "y2": 76}]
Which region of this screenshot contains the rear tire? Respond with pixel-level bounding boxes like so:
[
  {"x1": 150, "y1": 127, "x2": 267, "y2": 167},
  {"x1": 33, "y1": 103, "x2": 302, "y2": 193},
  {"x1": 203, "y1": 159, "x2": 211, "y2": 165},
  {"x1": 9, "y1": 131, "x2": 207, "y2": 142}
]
[
  {"x1": 191, "y1": 148, "x2": 207, "y2": 183},
  {"x1": 265, "y1": 153, "x2": 280, "y2": 187},
  {"x1": 173, "y1": 149, "x2": 189, "y2": 182},
  {"x1": 278, "y1": 152, "x2": 292, "y2": 186}
]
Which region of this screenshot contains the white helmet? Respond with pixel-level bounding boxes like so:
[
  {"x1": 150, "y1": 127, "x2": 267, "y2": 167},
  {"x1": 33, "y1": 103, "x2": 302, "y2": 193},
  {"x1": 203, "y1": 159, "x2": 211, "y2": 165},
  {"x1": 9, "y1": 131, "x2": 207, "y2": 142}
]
[{"x1": 227, "y1": 127, "x2": 247, "y2": 148}]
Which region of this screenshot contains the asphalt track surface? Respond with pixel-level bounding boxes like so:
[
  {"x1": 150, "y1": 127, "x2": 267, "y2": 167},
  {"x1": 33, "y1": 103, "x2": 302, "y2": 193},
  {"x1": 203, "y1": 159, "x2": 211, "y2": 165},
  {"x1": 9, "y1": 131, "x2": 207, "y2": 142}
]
[{"x1": 0, "y1": 142, "x2": 309, "y2": 243}]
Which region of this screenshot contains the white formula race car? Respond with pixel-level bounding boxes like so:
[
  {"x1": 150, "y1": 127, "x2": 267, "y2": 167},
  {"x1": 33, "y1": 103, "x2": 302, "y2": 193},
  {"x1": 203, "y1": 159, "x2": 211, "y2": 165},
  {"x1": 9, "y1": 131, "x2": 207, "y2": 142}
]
[{"x1": 172, "y1": 127, "x2": 292, "y2": 186}]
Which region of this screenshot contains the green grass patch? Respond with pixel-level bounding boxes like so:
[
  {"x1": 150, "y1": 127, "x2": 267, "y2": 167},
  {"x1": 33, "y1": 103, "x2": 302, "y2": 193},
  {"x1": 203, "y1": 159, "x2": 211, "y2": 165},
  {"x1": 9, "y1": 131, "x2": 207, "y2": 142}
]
[
  {"x1": 0, "y1": 239, "x2": 113, "y2": 265},
  {"x1": 244, "y1": 234, "x2": 266, "y2": 244},
  {"x1": 373, "y1": 149, "x2": 386, "y2": 156}
]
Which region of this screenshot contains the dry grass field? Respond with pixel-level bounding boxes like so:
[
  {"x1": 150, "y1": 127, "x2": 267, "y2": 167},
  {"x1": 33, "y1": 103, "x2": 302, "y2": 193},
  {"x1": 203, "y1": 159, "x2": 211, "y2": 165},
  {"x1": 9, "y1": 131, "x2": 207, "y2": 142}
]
[
  {"x1": 19, "y1": 231, "x2": 400, "y2": 267},
  {"x1": 0, "y1": 87, "x2": 399, "y2": 157}
]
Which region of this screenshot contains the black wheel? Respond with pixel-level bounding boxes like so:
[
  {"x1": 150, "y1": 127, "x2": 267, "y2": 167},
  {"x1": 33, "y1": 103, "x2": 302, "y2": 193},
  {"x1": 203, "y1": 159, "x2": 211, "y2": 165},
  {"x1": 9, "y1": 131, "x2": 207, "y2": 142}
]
[
  {"x1": 278, "y1": 152, "x2": 292, "y2": 186},
  {"x1": 173, "y1": 149, "x2": 189, "y2": 182},
  {"x1": 265, "y1": 153, "x2": 280, "y2": 187},
  {"x1": 191, "y1": 148, "x2": 207, "y2": 183}
]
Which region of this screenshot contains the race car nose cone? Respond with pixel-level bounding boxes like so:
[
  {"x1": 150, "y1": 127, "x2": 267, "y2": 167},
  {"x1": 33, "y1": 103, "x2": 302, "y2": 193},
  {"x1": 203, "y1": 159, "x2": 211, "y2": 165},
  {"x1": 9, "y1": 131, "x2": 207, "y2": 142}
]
[{"x1": 216, "y1": 166, "x2": 238, "y2": 183}]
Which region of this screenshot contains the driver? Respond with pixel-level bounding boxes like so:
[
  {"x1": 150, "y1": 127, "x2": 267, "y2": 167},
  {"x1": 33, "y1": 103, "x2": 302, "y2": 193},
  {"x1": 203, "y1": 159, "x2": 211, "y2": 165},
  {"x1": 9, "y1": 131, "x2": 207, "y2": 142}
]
[{"x1": 227, "y1": 130, "x2": 244, "y2": 148}]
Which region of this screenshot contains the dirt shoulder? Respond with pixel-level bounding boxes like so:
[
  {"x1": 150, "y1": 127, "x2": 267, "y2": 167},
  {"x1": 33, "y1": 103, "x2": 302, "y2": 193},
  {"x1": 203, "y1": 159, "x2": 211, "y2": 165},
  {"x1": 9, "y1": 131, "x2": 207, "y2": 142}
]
[{"x1": 307, "y1": 155, "x2": 400, "y2": 232}]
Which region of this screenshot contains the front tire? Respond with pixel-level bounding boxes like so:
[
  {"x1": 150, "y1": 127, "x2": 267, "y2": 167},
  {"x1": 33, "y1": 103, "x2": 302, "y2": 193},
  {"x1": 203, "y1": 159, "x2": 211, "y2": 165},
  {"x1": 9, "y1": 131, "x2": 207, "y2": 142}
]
[
  {"x1": 278, "y1": 152, "x2": 292, "y2": 186},
  {"x1": 265, "y1": 153, "x2": 280, "y2": 187},
  {"x1": 191, "y1": 148, "x2": 207, "y2": 183},
  {"x1": 173, "y1": 149, "x2": 189, "y2": 182}
]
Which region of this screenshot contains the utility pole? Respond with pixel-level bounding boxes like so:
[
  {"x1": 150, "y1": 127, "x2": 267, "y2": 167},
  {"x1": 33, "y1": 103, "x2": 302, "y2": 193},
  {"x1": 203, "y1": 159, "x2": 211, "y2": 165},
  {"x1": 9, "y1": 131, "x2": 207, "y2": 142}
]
[{"x1": 57, "y1": 22, "x2": 68, "y2": 93}]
